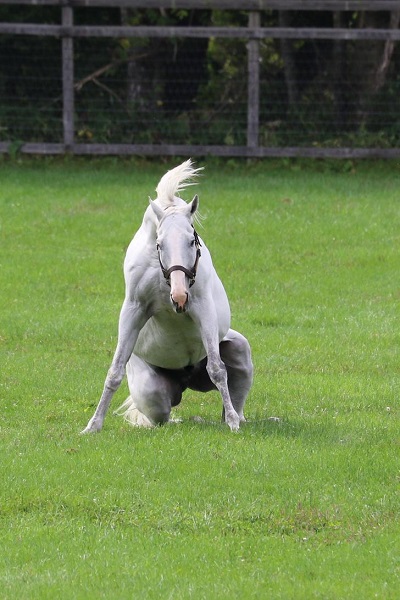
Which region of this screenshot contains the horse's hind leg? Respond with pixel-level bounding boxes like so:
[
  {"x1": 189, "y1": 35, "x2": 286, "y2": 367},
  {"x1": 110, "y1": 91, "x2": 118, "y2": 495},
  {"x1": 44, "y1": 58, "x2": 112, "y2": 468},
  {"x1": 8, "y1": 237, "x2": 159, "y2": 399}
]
[
  {"x1": 219, "y1": 329, "x2": 253, "y2": 423},
  {"x1": 117, "y1": 355, "x2": 182, "y2": 427}
]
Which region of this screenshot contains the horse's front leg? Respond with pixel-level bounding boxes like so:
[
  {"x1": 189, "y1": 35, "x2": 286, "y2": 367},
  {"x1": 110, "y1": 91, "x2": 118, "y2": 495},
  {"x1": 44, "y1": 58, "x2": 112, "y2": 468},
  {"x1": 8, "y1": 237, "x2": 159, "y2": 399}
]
[
  {"x1": 81, "y1": 299, "x2": 147, "y2": 434},
  {"x1": 194, "y1": 312, "x2": 240, "y2": 432},
  {"x1": 206, "y1": 344, "x2": 240, "y2": 431}
]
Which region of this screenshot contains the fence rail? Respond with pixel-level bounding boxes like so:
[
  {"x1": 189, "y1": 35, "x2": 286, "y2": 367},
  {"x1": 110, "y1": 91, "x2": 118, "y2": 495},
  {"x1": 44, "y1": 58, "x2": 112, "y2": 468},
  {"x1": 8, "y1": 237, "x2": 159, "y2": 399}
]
[
  {"x1": 2, "y1": 23, "x2": 400, "y2": 40},
  {"x1": 1, "y1": 0, "x2": 400, "y2": 158},
  {"x1": 1, "y1": 1, "x2": 400, "y2": 9}
]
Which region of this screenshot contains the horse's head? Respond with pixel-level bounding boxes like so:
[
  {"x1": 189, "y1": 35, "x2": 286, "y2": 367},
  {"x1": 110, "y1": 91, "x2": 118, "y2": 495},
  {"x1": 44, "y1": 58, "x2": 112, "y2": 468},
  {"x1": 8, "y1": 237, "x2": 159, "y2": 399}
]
[{"x1": 151, "y1": 195, "x2": 201, "y2": 314}]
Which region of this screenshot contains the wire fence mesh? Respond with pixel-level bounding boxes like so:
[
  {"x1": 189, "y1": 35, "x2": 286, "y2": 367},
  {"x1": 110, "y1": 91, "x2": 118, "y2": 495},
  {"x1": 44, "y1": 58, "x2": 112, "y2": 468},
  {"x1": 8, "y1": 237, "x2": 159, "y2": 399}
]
[
  {"x1": 0, "y1": 35, "x2": 62, "y2": 144},
  {"x1": 1, "y1": 4, "x2": 400, "y2": 156}
]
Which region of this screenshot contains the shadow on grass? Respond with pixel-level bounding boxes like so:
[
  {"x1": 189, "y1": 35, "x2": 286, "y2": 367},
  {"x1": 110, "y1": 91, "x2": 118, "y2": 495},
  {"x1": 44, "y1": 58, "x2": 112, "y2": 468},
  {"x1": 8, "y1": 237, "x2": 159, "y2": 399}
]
[
  {"x1": 167, "y1": 412, "x2": 342, "y2": 444},
  {"x1": 244, "y1": 415, "x2": 346, "y2": 444}
]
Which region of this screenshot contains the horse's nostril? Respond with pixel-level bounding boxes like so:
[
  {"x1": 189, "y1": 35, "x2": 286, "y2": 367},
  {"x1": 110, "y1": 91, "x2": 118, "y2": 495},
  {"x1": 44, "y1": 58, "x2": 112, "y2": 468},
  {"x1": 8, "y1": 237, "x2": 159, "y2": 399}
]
[{"x1": 170, "y1": 292, "x2": 188, "y2": 313}]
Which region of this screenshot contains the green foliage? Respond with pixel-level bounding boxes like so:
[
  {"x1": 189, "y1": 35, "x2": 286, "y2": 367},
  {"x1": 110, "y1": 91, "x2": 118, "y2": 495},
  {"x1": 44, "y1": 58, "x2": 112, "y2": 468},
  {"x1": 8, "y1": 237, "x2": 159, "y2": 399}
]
[
  {"x1": 0, "y1": 158, "x2": 399, "y2": 598},
  {"x1": 1, "y1": 7, "x2": 400, "y2": 148}
]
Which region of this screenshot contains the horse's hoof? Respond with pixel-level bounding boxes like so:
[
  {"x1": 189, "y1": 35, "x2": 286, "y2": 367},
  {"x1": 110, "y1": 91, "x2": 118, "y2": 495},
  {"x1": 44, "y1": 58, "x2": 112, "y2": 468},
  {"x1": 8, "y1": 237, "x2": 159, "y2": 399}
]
[
  {"x1": 80, "y1": 420, "x2": 102, "y2": 434},
  {"x1": 226, "y1": 412, "x2": 241, "y2": 432},
  {"x1": 80, "y1": 427, "x2": 98, "y2": 434}
]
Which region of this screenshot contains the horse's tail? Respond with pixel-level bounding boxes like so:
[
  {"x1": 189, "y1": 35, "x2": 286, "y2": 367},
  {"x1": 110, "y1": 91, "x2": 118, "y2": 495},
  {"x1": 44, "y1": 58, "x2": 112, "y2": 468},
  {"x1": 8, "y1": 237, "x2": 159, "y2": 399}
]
[{"x1": 155, "y1": 158, "x2": 203, "y2": 208}]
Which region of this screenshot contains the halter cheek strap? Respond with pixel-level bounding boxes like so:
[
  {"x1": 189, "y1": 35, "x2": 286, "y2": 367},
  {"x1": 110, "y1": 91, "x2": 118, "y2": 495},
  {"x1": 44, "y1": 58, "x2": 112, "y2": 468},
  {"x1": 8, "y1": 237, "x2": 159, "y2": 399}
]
[{"x1": 157, "y1": 229, "x2": 202, "y2": 288}]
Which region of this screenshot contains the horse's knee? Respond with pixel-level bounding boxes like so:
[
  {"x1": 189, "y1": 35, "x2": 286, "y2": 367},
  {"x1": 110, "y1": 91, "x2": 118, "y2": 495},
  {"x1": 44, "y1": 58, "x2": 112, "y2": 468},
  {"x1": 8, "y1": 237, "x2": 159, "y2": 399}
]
[
  {"x1": 140, "y1": 373, "x2": 181, "y2": 425},
  {"x1": 220, "y1": 333, "x2": 253, "y2": 376},
  {"x1": 128, "y1": 394, "x2": 171, "y2": 426},
  {"x1": 148, "y1": 405, "x2": 170, "y2": 425},
  {"x1": 106, "y1": 365, "x2": 125, "y2": 390},
  {"x1": 206, "y1": 358, "x2": 228, "y2": 388},
  {"x1": 240, "y1": 337, "x2": 252, "y2": 367}
]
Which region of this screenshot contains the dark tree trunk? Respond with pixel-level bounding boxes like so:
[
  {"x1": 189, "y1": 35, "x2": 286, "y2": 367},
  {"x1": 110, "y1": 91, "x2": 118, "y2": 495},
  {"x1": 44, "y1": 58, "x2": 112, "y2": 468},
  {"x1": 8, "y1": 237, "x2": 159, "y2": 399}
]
[
  {"x1": 373, "y1": 10, "x2": 400, "y2": 93},
  {"x1": 332, "y1": 10, "x2": 347, "y2": 129},
  {"x1": 279, "y1": 10, "x2": 299, "y2": 109},
  {"x1": 120, "y1": 8, "x2": 155, "y2": 110},
  {"x1": 351, "y1": 10, "x2": 399, "y2": 127}
]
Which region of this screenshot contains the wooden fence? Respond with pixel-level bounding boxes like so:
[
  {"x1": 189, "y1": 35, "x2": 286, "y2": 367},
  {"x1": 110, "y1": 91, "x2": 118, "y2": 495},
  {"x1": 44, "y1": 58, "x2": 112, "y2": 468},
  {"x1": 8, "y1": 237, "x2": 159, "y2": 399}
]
[{"x1": 1, "y1": 0, "x2": 400, "y2": 158}]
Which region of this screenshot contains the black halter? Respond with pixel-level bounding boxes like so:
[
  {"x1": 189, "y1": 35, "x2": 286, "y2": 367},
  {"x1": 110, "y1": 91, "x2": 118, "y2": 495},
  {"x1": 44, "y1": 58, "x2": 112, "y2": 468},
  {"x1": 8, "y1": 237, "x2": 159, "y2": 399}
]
[{"x1": 157, "y1": 228, "x2": 202, "y2": 288}]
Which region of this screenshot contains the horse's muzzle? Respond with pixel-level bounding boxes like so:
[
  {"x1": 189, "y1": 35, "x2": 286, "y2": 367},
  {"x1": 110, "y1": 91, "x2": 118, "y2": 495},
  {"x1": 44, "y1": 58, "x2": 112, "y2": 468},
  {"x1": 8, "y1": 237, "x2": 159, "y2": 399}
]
[{"x1": 171, "y1": 291, "x2": 189, "y2": 313}]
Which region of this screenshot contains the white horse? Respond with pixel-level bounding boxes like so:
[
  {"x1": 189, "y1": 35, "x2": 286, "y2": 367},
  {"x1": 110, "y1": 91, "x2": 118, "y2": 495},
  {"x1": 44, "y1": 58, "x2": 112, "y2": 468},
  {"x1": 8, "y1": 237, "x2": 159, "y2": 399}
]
[{"x1": 81, "y1": 159, "x2": 253, "y2": 433}]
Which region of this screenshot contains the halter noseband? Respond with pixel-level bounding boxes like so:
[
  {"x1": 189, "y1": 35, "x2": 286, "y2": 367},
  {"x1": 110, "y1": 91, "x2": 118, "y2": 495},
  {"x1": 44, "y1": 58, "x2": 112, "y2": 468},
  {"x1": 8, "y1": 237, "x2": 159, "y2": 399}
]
[{"x1": 157, "y1": 228, "x2": 202, "y2": 288}]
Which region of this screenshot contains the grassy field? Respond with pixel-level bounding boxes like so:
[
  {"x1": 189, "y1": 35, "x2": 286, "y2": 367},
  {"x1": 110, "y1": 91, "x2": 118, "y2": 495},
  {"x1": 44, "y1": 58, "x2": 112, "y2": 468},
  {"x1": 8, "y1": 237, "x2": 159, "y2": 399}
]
[{"x1": 0, "y1": 157, "x2": 399, "y2": 599}]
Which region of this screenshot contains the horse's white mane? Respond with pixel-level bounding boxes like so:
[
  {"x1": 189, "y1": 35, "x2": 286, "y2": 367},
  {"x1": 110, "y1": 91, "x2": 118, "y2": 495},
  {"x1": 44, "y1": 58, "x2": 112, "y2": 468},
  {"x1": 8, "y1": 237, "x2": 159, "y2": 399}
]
[{"x1": 155, "y1": 159, "x2": 203, "y2": 209}]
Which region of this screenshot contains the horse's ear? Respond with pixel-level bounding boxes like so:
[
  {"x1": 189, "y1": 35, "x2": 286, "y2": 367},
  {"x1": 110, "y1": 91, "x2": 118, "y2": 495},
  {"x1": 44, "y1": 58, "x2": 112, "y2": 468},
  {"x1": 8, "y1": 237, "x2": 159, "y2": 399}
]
[
  {"x1": 150, "y1": 200, "x2": 164, "y2": 222},
  {"x1": 188, "y1": 194, "x2": 199, "y2": 216}
]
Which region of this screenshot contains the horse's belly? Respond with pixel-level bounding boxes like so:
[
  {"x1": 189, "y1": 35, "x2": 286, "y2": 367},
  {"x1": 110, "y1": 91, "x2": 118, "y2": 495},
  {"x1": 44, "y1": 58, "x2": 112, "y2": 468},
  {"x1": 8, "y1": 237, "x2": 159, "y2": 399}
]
[{"x1": 133, "y1": 316, "x2": 206, "y2": 369}]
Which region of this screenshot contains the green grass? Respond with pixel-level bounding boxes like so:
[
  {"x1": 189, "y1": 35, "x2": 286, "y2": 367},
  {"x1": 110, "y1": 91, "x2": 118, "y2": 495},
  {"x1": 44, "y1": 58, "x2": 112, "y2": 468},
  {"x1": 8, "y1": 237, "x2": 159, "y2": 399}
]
[{"x1": 0, "y1": 157, "x2": 399, "y2": 599}]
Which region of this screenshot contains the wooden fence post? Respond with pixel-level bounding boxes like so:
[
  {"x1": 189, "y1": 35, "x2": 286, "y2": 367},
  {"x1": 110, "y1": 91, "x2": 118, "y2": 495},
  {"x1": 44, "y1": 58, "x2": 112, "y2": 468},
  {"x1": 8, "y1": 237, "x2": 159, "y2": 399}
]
[
  {"x1": 247, "y1": 10, "x2": 260, "y2": 150},
  {"x1": 62, "y1": 3, "x2": 74, "y2": 149}
]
